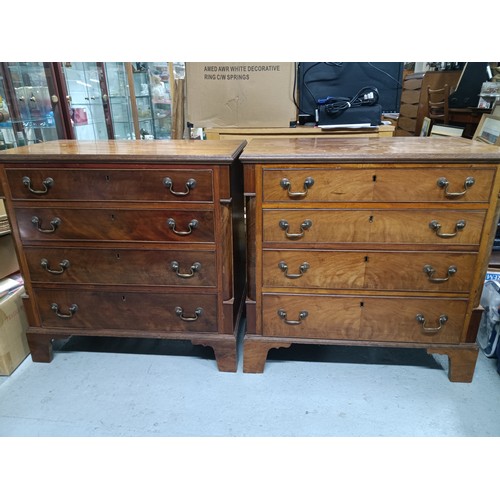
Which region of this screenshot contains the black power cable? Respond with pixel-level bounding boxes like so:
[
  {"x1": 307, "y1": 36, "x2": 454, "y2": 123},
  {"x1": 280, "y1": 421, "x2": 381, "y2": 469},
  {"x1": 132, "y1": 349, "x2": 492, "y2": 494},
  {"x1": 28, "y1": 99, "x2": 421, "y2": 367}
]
[{"x1": 321, "y1": 86, "x2": 379, "y2": 117}]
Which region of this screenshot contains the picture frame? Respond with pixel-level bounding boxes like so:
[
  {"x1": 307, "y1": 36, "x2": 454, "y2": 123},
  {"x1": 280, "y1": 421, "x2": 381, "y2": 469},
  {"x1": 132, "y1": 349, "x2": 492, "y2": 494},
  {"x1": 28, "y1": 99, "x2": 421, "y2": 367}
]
[
  {"x1": 420, "y1": 116, "x2": 431, "y2": 136},
  {"x1": 429, "y1": 123, "x2": 465, "y2": 137},
  {"x1": 473, "y1": 113, "x2": 500, "y2": 146}
]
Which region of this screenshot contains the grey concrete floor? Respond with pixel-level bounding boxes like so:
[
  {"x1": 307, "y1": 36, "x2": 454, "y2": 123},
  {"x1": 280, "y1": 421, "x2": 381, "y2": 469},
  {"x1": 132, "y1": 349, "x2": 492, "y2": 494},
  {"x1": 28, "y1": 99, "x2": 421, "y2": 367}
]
[
  {"x1": 1, "y1": 324, "x2": 498, "y2": 500},
  {"x1": 1, "y1": 323, "x2": 500, "y2": 437}
]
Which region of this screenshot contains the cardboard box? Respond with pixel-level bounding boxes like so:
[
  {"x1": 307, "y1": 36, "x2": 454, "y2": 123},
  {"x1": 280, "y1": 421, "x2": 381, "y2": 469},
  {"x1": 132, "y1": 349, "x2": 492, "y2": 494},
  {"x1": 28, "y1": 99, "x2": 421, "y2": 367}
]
[
  {"x1": 0, "y1": 286, "x2": 29, "y2": 375},
  {"x1": 186, "y1": 62, "x2": 297, "y2": 128},
  {"x1": 0, "y1": 233, "x2": 19, "y2": 280}
]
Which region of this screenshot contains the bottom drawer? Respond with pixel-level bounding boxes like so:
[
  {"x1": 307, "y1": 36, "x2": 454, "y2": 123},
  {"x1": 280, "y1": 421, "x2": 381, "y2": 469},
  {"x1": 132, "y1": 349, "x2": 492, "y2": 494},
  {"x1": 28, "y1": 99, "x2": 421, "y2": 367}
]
[
  {"x1": 262, "y1": 294, "x2": 468, "y2": 343},
  {"x1": 33, "y1": 288, "x2": 218, "y2": 333}
]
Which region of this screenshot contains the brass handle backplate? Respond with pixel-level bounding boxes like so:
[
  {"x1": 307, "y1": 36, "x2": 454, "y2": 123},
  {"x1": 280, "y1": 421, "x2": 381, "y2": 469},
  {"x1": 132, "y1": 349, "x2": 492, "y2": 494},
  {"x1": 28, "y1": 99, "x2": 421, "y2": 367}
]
[
  {"x1": 163, "y1": 177, "x2": 196, "y2": 196},
  {"x1": 423, "y1": 264, "x2": 457, "y2": 283},
  {"x1": 416, "y1": 313, "x2": 448, "y2": 334},
  {"x1": 277, "y1": 308, "x2": 308, "y2": 325},
  {"x1": 278, "y1": 261, "x2": 310, "y2": 279},
  {"x1": 429, "y1": 219, "x2": 466, "y2": 238},
  {"x1": 41, "y1": 258, "x2": 70, "y2": 274},
  {"x1": 175, "y1": 306, "x2": 203, "y2": 322},
  {"x1": 280, "y1": 176, "x2": 314, "y2": 199},
  {"x1": 279, "y1": 219, "x2": 312, "y2": 240},
  {"x1": 171, "y1": 261, "x2": 201, "y2": 278},
  {"x1": 167, "y1": 218, "x2": 198, "y2": 236},
  {"x1": 51, "y1": 303, "x2": 78, "y2": 319},
  {"x1": 31, "y1": 216, "x2": 61, "y2": 233},
  {"x1": 22, "y1": 176, "x2": 54, "y2": 195},
  {"x1": 437, "y1": 176, "x2": 475, "y2": 198}
]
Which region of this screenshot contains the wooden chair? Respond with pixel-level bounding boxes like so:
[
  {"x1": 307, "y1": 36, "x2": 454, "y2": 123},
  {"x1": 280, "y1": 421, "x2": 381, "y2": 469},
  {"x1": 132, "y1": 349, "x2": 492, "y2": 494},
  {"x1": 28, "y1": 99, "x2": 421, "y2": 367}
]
[
  {"x1": 427, "y1": 84, "x2": 450, "y2": 124},
  {"x1": 394, "y1": 72, "x2": 424, "y2": 136}
]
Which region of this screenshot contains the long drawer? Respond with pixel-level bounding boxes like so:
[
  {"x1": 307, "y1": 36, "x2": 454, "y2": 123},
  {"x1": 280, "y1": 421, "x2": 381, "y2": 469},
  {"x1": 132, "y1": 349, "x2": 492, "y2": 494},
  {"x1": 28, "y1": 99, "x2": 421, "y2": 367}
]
[
  {"x1": 15, "y1": 208, "x2": 215, "y2": 243},
  {"x1": 34, "y1": 288, "x2": 218, "y2": 332},
  {"x1": 263, "y1": 209, "x2": 486, "y2": 246},
  {"x1": 262, "y1": 250, "x2": 477, "y2": 292},
  {"x1": 5, "y1": 167, "x2": 214, "y2": 202},
  {"x1": 262, "y1": 293, "x2": 467, "y2": 343},
  {"x1": 24, "y1": 247, "x2": 217, "y2": 287},
  {"x1": 262, "y1": 166, "x2": 495, "y2": 203}
]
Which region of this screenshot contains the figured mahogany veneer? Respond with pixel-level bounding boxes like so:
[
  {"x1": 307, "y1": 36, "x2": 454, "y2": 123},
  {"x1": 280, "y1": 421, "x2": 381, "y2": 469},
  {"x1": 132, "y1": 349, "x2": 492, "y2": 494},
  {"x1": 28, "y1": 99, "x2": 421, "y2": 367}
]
[
  {"x1": 241, "y1": 137, "x2": 500, "y2": 382},
  {"x1": 0, "y1": 140, "x2": 246, "y2": 371}
]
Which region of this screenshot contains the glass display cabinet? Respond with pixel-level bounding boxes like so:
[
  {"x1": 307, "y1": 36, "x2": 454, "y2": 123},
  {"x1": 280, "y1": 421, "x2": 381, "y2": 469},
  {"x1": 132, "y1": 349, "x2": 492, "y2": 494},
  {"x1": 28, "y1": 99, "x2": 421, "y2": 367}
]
[
  {"x1": 0, "y1": 62, "x2": 175, "y2": 147},
  {"x1": 0, "y1": 62, "x2": 70, "y2": 148}
]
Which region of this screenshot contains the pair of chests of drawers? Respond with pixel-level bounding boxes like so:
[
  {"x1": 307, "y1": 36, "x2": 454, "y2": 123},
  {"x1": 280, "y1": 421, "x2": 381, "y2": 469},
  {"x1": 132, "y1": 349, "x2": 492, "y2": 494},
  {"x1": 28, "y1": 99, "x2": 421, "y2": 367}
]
[
  {"x1": 257, "y1": 164, "x2": 496, "y2": 343},
  {"x1": 5, "y1": 165, "x2": 220, "y2": 332}
]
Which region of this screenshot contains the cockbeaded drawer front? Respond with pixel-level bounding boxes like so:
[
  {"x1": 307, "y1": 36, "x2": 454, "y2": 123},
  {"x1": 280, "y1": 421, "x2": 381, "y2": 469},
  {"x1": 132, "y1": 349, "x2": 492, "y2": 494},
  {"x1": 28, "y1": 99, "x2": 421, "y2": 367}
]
[
  {"x1": 262, "y1": 165, "x2": 495, "y2": 203},
  {"x1": 24, "y1": 247, "x2": 217, "y2": 287},
  {"x1": 15, "y1": 208, "x2": 215, "y2": 243},
  {"x1": 34, "y1": 288, "x2": 218, "y2": 333},
  {"x1": 263, "y1": 209, "x2": 486, "y2": 246},
  {"x1": 262, "y1": 250, "x2": 476, "y2": 293},
  {"x1": 262, "y1": 293, "x2": 466, "y2": 343},
  {"x1": 5, "y1": 167, "x2": 214, "y2": 202}
]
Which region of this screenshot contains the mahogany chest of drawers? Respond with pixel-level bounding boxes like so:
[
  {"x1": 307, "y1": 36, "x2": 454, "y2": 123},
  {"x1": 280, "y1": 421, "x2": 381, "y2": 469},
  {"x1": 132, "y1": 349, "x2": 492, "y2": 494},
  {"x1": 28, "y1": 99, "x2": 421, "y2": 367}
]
[
  {"x1": 0, "y1": 139, "x2": 246, "y2": 371},
  {"x1": 241, "y1": 137, "x2": 500, "y2": 382}
]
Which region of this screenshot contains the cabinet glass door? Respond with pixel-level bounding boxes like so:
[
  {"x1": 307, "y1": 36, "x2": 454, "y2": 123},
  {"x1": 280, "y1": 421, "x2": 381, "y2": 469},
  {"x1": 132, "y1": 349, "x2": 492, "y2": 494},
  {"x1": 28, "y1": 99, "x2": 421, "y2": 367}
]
[
  {"x1": 130, "y1": 62, "x2": 172, "y2": 140},
  {"x1": 0, "y1": 74, "x2": 15, "y2": 149},
  {"x1": 0, "y1": 62, "x2": 64, "y2": 147},
  {"x1": 132, "y1": 66, "x2": 155, "y2": 139},
  {"x1": 61, "y1": 62, "x2": 110, "y2": 140},
  {"x1": 104, "y1": 62, "x2": 135, "y2": 139},
  {"x1": 146, "y1": 62, "x2": 172, "y2": 139}
]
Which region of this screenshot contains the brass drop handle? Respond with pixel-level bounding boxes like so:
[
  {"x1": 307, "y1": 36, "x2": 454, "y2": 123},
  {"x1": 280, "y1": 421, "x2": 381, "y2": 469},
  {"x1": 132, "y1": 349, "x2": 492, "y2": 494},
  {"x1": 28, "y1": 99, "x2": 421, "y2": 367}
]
[
  {"x1": 167, "y1": 218, "x2": 198, "y2": 236},
  {"x1": 278, "y1": 261, "x2": 310, "y2": 279},
  {"x1": 423, "y1": 264, "x2": 457, "y2": 283},
  {"x1": 31, "y1": 216, "x2": 61, "y2": 233},
  {"x1": 41, "y1": 258, "x2": 70, "y2": 274},
  {"x1": 51, "y1": 303, "x2": 78, "y2": 319},
  {"x1": 280, "y1": 176, "x2": 314, "y2": 199},
  {"x1": 163, "y1": 177, "x2": 196, "y2": 196},
  {"x1": 416, "y1": 313, "x2": 448, "y2": 334},
  {"x1": 22, "y1": 176, "x2": 54, "y2": 194},
  {"x1": 437, "y1": 176, "x2": 475, "y2": 198},
  {"x1": 429, "y1": 219, "x2": 466, "y2": 238},
  {"x1": 279, "y1": 219, "x2": 312, "y2": 240},
  {"x1": 175, "y1": 306, "x2": 203, "y2": 322},
  {"x1": 278, "y1": 308, "x2": 308, "y2": 325},
  {"x1": 171, "y1": 261, "x2": 201, "y2": 278}
]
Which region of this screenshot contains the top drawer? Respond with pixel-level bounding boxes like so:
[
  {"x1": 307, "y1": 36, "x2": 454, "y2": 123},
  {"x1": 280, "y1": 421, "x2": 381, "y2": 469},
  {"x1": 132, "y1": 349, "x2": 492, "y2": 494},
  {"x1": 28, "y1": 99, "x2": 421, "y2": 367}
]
[
  {"x1": 5, "y1": 166, "x2": 214, "y2": 202},
  {"x1": 262, "y1": 165, "x2": 496, "y2": 203}
]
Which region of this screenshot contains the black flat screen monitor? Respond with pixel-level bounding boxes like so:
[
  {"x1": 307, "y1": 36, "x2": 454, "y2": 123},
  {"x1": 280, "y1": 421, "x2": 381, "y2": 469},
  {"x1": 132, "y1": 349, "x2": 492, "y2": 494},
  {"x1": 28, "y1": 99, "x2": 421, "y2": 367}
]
[
  {"x1": 448, "y1": 62, "x2": 491, "y2": 108},
  {"x1": 298, "y1": 62, "x2": 404, "y2": 118}
]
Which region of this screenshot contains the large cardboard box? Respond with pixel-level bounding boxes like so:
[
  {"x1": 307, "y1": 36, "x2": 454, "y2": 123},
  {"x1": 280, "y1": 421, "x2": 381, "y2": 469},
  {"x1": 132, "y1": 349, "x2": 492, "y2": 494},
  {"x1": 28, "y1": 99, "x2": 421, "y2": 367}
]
[
  {"x1": 0, "y1": 233, "x2": 19, "y2": 280},
  {"x1": 0, "y1": 286, "x2": 29, "y2": 375},
  {"x1": 186, "y1": 62, "x2": 297, "y2": 128}
]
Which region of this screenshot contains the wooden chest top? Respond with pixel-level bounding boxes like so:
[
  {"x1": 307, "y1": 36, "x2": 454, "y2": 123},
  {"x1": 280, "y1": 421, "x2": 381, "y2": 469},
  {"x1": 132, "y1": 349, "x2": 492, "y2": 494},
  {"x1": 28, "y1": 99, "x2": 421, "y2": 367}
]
[
  {"x1": 0, "y1": 139, "x2": 247, "y2": 164},
  {"x1": 239, "y1": 137, "x2": 500, "y2": 164}
]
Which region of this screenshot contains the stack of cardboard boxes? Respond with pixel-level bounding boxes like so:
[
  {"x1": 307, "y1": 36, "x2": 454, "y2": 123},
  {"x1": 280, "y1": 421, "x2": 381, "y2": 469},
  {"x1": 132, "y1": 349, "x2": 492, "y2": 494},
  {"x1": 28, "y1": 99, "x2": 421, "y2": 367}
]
[{"x1": 0, "y1": 199, "x2": 29, "y2": 375}]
